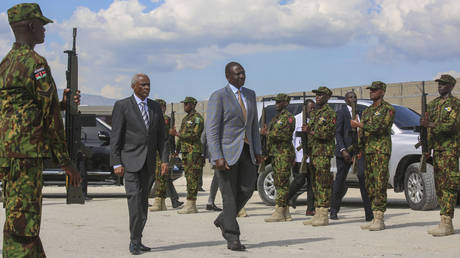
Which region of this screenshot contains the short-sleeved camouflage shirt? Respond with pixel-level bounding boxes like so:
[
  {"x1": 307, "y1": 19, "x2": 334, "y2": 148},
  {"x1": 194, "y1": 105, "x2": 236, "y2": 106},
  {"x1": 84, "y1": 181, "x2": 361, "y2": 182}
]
[
  {"x1": 178, "y1": 110, "x2": 204, "y2": 153},
  {"x1": 307, "y1": 104, "x2": 336, "y2": 157},
  {"x1": 427, "y1": 95, "x2": 460, "y2": 155},
  {"x1": 267, "y1": 108, "x2": 295, "y2": 157},
  {"x1": 0, "y1": 43, "x2": 70, "y2": 166},
  {"x1": 359, "y1": 100, "x2": 395, "y2": 155}
]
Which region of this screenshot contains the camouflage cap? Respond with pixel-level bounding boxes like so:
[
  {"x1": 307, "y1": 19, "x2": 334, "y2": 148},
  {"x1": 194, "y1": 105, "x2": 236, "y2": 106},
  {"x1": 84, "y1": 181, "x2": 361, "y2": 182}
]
[
  {"x1": 312, "y1": 86, "x2": 332, "y2": 96},
  {"x1": 435, "y1": 74, "x2": 456, "y2": 86},
  {"x1": 274, "y1": 93, "x2": 290, "y2": 102},
  {"x1": 8, "y1": 3, "x2": 53, "y2": 25},
  {"x1": 155, "y1": 99, "x2": 166, "y2": 106},
  {"x1": 180, "y1": 96, "x2": 197, "y2": 105},
  {"x1": 366, "y1": 81, "x2": 387, "y2": 91}
]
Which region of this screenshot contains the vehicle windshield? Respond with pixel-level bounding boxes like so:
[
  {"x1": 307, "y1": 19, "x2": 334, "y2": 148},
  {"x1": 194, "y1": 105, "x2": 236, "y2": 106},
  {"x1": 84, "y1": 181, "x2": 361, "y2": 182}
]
[{"x1": 393, "y1": 105, "x2": 420, "y2": 130}]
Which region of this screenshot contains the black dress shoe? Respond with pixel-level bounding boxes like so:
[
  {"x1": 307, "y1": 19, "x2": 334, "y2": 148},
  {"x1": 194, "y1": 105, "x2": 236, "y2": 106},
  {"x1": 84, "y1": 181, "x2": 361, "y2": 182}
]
[
  {"x1": 139, "y1": 243, "x2": 151, "y2": 252},
  {"x1": 206, "y1": 203, "x2": 222, "y2": 211},
  {"x1": 129, "y1": 242, "x2": 141, "y2": 255},
  {"x1": 172, "y1": 200, "x2": 184, "y2": 208},
  {"x1": 213, "y1": 220, "x2": 227, "y2": 240},
  {"x1": 365, "y1": 214, "x2": 374, "y2": 222},
  {"x1": 227, "y1": 240, "x2": 246, "y2": 251},
  {"x1": 198, "y1": 187, "x2": 205, "y2": 192},
  {"x1": 330, "y1": 212, "x2": 338, "y2": 220},
  {"x1": 84, "y1": 196, "x2": 92, "y2": 201}
]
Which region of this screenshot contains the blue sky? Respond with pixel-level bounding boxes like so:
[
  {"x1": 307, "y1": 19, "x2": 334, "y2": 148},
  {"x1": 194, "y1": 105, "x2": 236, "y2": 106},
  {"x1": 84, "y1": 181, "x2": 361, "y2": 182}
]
[{"x1": 1, "y1": 0, "x2": 459, "y2": 103}]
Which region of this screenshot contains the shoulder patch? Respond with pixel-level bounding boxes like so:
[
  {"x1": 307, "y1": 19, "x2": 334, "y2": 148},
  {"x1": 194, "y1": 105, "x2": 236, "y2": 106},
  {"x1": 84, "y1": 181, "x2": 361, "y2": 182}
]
[
  {"x1": 34, "y1": 67, "x2": 47, "y2": 80},
  {"x1": 288, "y1": 117, "x2": 293, "y2": 124}
]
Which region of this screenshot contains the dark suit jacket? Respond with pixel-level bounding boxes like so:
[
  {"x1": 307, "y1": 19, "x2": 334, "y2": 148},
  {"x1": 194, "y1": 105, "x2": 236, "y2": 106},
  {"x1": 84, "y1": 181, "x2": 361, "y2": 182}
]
[
  {"x1": 335, "y1": 105, "x2": 360, "y2": 158},
  {"x1": 110, "y1": 95, "x2": 169, "y2": 172}
]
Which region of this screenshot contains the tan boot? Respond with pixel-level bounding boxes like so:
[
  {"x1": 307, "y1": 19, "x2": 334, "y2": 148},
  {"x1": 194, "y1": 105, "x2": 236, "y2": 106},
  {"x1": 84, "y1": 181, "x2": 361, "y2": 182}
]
[
  {"x1": 429, "y1": 215, "x2": 454, "y2": 237},
  {"x1": 149, "y1": 197, "x2": 162, "y2": 212},
  {"x1": 284, "y1": 206, "x2": 293, "y2": 221},
  {"x1": 237, "y1": 208, "x2": 248, "y2": 217},
  {"x1": 303, "y1": 208, "x2": 320, "y2": 225},
  {"x1": 368, "y1": 211, "x2": 385, "y2": 231},
  {"x1": 160, "y1": 198, "x2": 167, "y2": 211},
  {"x1": 360, "y1": 219, "x2": 374, "y2": 230},
  {"x1": 312, "y1": 207, "x2": 329, "y2": 226},
  {"x1": 177, "y1": 200, "x2": 198, "y2": 214},
  {"x1": 264, "y1": 205, "x2": 286, "y2": 222}
]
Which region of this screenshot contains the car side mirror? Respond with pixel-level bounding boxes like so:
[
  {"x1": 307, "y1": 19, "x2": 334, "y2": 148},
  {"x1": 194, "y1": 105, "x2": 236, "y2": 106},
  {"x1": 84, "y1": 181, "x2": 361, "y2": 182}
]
[{"x1": 98, "y1": 131, "x2": 110, "y2": 144}]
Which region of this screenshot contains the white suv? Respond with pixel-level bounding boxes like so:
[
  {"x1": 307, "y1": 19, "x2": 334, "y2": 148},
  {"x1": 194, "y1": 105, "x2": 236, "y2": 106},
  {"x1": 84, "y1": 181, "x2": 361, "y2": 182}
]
[{"x1": 257, "y1": 96, "x2": 438, "y2": 210}]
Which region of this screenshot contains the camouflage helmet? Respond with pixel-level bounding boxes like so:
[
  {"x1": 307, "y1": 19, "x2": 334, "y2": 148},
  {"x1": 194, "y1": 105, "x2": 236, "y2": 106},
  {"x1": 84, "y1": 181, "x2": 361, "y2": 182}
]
[
  {"x1": 366, "y1": 81, "x2": 387, "y2": 91},
  {"x1": 312, "y1": 86, "x2": 332, "y2": 96},
  {"x1": 435, "y1": 74, "x2": 456, "y2": 86},
  {"x1": 155, "y1": 99, "x2": 166, "y2": 106},
  {"x1": 274, "y1": 93, "x2": 290, "y2": 103},
  {"x1": 180, "y1": 96, "x2": 197, "y2": 105},
  {"x1": 8, "y1": 3, "x2": 53, "y2": 25}
]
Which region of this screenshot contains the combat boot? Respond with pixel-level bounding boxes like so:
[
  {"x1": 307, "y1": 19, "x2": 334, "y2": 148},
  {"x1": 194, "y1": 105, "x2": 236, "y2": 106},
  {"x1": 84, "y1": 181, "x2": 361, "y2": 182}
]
[
  {"x1": 264, "y1": 205, "x2": 286, "y2": 222},
  {"x1": 284, "y1": 206, "x2": 293, "y2": 221},
  {"x1": 303, "y1": 208, "x2": 320, "y2": 225},
  {"x1": 237, "y1": 208, "x2": 248, "y2": 217},
  {"x1": 160, "y1": 198, "x2": 167, "y2": 211},
  {"x1": 428, "y1": 215, "x2": 454, "y2": 237},
  {"x1": 149, "y1": 197, "x2": 162, "y2": 212},
  {"x1": 368, "y1": 211, "x2": 385, "y2": 231},
  {"x1": 312, "y1": 207, "x2": 329, "y2": 226},
  {"x1": 177, "y1": 200, "x2": 198, "y2": 214}
]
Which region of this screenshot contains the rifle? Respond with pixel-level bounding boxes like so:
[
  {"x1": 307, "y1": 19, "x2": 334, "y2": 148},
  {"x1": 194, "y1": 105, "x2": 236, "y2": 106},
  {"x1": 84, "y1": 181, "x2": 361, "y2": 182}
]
[
  {"x1": 170, "y1": 103, "x2": 176, "y2": 155},
  {"x1": 415, "y1": 81, "x2": 428, "y2": 173},
  {"x1": 298, "y1": 92, "x2": 309, "y2": 173},
  {"x1": 64, "y1": 28, "x2": 87, "y2": 204},
  {"x1": 258, "y1": 99, "x2": 267, "y2": 173},
  {"x1": 350, "y1": 92, "x2": 359, "y2": 174}
]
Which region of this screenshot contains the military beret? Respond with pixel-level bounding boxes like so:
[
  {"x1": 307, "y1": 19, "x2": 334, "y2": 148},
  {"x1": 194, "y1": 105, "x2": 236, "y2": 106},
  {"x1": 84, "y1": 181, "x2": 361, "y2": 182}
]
[
  {"x1": 8, "y1": 3, "x2": 53, "y2": 25},
  {"x1": 312, "y1": 86, "x2": 332, "y2": 96},
  {"x1": 435, "y1": 74, "x2": 456, "y2": 86},
  {"x1": 181, "y1": 96, "x2": 197, "y2": 105},
  {"x1": 274, "y1": 93, "x2": 290, "y2": 102},
  {"x1": 155, "y1": 99, "x2": 166, "y2": 106},
  {"x1": 366, "y1": 81, "x2": 387, "y2": 91}
]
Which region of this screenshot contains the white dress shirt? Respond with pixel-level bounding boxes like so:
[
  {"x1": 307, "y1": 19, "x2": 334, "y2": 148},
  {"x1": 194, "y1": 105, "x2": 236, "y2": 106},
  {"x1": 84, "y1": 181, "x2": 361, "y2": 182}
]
[
  {"x1": 293, "y1": 112, "x2": 310, "y2": 163},
  {"x1": 228, "y1": 83, "x2": 247, "y2": 111}
]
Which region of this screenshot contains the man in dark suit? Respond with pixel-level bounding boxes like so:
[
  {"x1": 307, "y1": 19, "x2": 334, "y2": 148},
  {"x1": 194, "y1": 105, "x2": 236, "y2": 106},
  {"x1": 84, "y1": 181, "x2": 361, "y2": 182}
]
[
  {"x1": 330, "y1": 91, "x2": 373, "y2": 221},
  {"x1": 206, "y1": 62, "x2": 263, "y2": 251},
  {"x1": 110, "y1": 73, "x2": 169, "y2": 255}
]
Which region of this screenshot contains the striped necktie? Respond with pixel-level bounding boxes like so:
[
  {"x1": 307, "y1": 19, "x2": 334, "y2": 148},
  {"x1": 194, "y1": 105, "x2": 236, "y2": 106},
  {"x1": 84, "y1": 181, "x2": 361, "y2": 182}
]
[{"x1": 140, "y1": 102, "x2": 149, "y2": 129}]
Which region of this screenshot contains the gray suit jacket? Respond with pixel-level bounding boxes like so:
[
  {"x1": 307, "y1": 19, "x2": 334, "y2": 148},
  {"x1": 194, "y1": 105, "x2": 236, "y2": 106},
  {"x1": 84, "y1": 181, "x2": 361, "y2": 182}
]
[
  {"x1": 110, "y1": 95, "x2": 169, "y2": 172},
  {"x1": 206, "y1": 85, "x2": 261, "y2": 166}
]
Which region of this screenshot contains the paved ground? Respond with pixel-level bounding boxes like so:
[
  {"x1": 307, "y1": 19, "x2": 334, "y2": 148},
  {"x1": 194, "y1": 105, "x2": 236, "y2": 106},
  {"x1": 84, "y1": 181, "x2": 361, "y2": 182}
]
[{"x1": 1, "y1": 175, "x2": 459, "y2": 258}]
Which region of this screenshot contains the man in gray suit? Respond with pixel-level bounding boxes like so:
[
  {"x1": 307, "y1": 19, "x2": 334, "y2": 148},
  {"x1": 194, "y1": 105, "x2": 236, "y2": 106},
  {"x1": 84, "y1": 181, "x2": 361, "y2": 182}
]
[
  {"x1": 110, "y1": 73, "x2": 169, "y2": 255},
  {"x1": 206, "y1": 62, "x2": 263, "y2": 251}
]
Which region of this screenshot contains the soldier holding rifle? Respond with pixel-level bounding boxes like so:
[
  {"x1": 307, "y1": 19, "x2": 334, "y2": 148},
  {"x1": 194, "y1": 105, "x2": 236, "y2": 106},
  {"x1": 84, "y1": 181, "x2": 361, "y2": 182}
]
[
  {"x1": 420, "y1": 74, "x2": 459, "y2": 237},
  {"x1": 260, "y1": 94, "x2": 295, "y2": 222},
  {"x1": 0, "y1": 3, "x2": 81, "y2": 257}
]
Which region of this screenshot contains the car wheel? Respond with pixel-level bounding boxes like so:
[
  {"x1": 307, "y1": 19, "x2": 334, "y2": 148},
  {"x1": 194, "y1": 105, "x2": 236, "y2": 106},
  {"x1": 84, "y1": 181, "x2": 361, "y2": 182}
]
[
  {"x1": 257, "y1": 165, "x2": 276, "y2": 206},
  {"x1": 404, "y1": 162, "x2": 437, "y2": 210}
]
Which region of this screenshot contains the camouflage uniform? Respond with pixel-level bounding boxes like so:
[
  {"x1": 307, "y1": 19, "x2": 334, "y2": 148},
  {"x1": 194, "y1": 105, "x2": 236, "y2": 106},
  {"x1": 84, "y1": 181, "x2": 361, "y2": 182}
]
[
  {"x1": 308, "y1": 87, "x2": 336, "y2": 208},
  {"x1": 267, "y1": 94, "x2": 295, "y2": 207},
  {"x1": 427, "y1": 80, "x2": 459, "y2": 218},
  {"x1": 178, "y1": 97, "x2": 204, "y2": 200},
  {"x1": 154, "y1": 113, "x2": 171, "y2": 198},
  {"x1": 359, "y1": 82, "x2": 395, "y2": 212},
  {"x1": 0, "y1": 4, "x2": 68, "y2": 257}
]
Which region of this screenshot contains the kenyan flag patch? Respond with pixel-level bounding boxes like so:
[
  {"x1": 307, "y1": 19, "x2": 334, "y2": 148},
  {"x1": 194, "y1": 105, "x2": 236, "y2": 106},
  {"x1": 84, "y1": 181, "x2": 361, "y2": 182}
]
[{"x1": 34, "y1": 67, "x2": 47, "y2": 80}]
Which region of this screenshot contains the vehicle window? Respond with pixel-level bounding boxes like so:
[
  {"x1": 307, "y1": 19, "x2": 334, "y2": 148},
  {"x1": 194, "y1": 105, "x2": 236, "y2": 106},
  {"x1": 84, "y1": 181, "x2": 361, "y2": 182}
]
[
  {"x1": 82, "y1": 121, "x2": 109, "y2": 142},
  {"x1": 392, "y1": 105, "x2": 420, "y2": 129},
  {"x1": 261, "y1": 103, "x2": 302, "y2": 125}
]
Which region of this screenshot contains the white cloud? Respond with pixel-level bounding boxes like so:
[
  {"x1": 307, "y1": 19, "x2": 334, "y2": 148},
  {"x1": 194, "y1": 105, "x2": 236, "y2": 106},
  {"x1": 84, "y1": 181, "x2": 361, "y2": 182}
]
[
  {"x1": 370, "y1": 0, "x2": 460, "y2": 61},
  {"x1": 101, "y1": 84, "x2": 124, "y2": 99},
  {"x1": 434, "y1": 70, "x2": 460, "y2": 79}
]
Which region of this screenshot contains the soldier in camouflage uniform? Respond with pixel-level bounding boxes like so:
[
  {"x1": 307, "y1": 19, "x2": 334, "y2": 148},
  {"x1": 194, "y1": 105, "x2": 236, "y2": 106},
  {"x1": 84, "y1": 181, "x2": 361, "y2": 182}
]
[
  {"x1": 261, "y1": 94, "x2": 295, "y2": 222},
  {"x1": 172, "y1": 97, "x2": 204, "y2": 214},
  {"x1": 149, "y1": 99, "x2": 183, "y2": 212},
  {"x1": 0, "y1": 3, "x2": 81, "y2": 257},
  {"x1": 302, "y1": 87, "x2": 336, "y2": 227},
  {"x1": 351, "y1": 81, "x2": 395, "y2": 231},
  {"x1": 421, "y1": 74, "x2": 459, "y2": 237}
]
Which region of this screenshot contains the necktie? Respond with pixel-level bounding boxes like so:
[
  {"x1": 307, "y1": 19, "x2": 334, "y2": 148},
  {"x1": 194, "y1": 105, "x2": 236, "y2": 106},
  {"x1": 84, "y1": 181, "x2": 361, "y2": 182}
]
[
  {"x1": 237, "y1": 90, "x2": 249, "y2": 144},
  {"x1": 140, "y1": 102, "x2": 149, "y2": 129}
]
